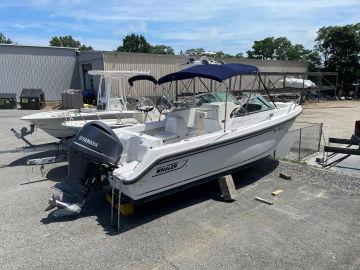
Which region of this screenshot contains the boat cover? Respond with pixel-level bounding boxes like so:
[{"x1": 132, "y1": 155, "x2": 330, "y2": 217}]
[
  {"x1": 158, "y1": 63, "x2": 259, "y2": 84},
  {"x1": 20, "y1": 88, "x2": 44, "y2": 98},
  {"x1": 128, "y1": 75, "x2": 158, "y2": 86},
  {"x1": 0, "y1": 93, "x2": 16, "y2": 99}
]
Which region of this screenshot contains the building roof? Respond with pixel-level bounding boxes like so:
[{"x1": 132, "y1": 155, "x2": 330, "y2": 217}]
[{"x1": 0, "y1": 43, "x2": 78, "y2": 50}]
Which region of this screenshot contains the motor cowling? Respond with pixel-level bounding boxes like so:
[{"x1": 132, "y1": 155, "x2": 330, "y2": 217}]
[{"x1": 54, "y1": 121, "x2": 123, "y2": 204}]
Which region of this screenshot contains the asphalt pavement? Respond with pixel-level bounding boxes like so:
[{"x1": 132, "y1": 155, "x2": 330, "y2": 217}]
[{"x1": 0, "y1": 109, "x2": 359, "y2": 270}]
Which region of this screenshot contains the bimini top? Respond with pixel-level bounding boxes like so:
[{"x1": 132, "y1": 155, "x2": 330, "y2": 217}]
[
  {"x1": 158, "y1": 63, "x2": 259, "y2": 85},
  {"x1": 128, "y1": 75, "x2": 158, "y2": 87}
]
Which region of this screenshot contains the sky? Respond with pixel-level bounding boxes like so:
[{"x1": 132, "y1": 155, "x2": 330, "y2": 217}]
[{"x1": 0, "y1": 0, "x2": 359, "y2": 54}]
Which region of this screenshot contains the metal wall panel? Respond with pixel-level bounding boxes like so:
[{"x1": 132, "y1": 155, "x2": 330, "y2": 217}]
[
  {"x1": 103, "y1": 52, "x2": 308, "y2": 98},
  {"x1": 78, "y1": 51, "x2": 104, "y2": 94},
  {"x1": 103, "y1": 52, "x2": 185, "y2": 97},
  {"x1": 0, "y1": 45, "x2": 79, "y2": 101}
]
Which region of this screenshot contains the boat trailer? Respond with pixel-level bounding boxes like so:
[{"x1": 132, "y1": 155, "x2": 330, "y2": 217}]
[
  {"x1": 7, "y1": 124, "x2": 68, "y2": 165},
  {"x1": 11, "y1": 123, "x2": 36, "y2": 147},
  {"x1": 321, "y1": 135, "x2": 360, "y2": 168}
]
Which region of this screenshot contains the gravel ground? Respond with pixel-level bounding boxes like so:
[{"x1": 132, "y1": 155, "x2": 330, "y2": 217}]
[{"x1": 263, "y1": 159, "x2": 360, "y2": 195}]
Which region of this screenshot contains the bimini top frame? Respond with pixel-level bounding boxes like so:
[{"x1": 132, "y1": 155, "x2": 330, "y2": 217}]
[
  {"x1": 158, "y1": 63, "x2": 259, "y2": 84},
  {"x1": 158, "y1": 63, "x2": 276, "y2": 107},
  {"x1": 158, "y1": 63, "x2": 277, "y2": 132},
  {"x1": 128, "y1": 75, "x2": 158, "y2": 87}
]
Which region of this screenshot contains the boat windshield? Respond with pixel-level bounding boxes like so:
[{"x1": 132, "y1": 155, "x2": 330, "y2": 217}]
[
  {"x1": 239, "y1": 91, "x2": 274, "y2": 110},
  {"x1": 176, "y1": 91, "x2": 240, "y2": 110}
]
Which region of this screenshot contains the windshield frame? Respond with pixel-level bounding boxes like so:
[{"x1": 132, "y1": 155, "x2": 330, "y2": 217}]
[{"x1": 173, "y1": 91, "x2": 240, "y2": 111}]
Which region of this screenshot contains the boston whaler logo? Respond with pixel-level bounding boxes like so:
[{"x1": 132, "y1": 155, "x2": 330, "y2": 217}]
[
  {"x1": 154, "y1": 159, "x2": 188, "y2": 176},
  {"x1": 78, "y1": 135, "x2": 99, "y2": 148}
]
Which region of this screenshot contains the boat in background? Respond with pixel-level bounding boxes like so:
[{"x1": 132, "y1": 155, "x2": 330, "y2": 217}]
[
  {"x1": 21, "y1": 71, "x2": 160, "y2": 139},
  {"x1": 277, "y1": 78, "x2": 316, "y2": 89},
  {"x1": 46, "y1": 63, "x2": 302, "y2": 221},
  {"x1": 180, "y1": 56, "x2": 225, "y2": 69}
]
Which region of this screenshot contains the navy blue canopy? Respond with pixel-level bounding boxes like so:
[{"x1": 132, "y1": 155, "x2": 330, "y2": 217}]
[
  {"x1": 158, "y1": 63, "x2": 259, "y2": 85},
  {"x1": 128, "y1": 75, "x2": 157, "y2": 87}
]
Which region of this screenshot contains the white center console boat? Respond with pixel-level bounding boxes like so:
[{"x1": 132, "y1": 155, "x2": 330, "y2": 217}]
[{"x1": 21, "y1": 71, "x2": 160, "y2": 139}]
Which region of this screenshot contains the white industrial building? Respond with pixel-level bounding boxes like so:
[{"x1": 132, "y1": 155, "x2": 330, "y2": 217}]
[
  {"x1": 0, "y1": 44, "x2": 80, "y2": 100},
  {"x1": 0, "y1": 44, "x2": 308, "y2": 101}
]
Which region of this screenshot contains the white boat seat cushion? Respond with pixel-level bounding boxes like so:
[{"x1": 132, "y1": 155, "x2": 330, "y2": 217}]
[
  {"x1": 126, "y1": 136, "x2": 148, "y2": 162},
  {"x1": 165, "y1": 116, "x2": 188, "y2": 137},
  {"x1": 156, "y1": 116, "x2": 188, "y2": 141}
]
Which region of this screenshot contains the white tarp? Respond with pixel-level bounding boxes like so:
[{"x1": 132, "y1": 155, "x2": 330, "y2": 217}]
[{"x1": 277, "y1": 78, "x2": 316, "y2": 89}]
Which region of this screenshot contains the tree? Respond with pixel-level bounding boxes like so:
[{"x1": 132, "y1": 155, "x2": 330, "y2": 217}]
[
  {"x1": 78, "y1": 44, "x2": 94, "y2": 51},
  {"x1": 214, "y1": 51, "x2": 233, "y2": 58},
  {"x1": 315, "y1": 24, "x2": 360, "y2": 92},
  {"x1": 151, "y1": 45, "x2": 175, "y2": 55},
  {"x1": 273, "y1": 37, "x2": 293, "y2": 60},
  {"x1": 247, "y1": 37, "x2": 299, "y2": 60},
  {"x1": 302, "y1": 49, "x2": 321, "y2": 72},
  {"x1": 116, "y1": 34, "x2": 151, "y2": 53},
  {"x1": 247, "y1": 37, "x2": 276, "y2": 59},
  {"x1": 246, "y1": 36, "x2": 321, "y2": 71},
  {"x1": 49, "y1": 35, "x2": 93, "y2": 51},
  {"x1": 0, "y1": 33, "x2": 13, "y2": 44},
  {"x1": 234, "y1": 53, "x2": 244, "y2": 59}
]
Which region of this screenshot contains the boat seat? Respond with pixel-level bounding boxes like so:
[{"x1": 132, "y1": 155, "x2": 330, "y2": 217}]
[
  {"x1": 156, "y1": 131, "x2": 179, "y2": 141},
  {"x1": 126, "y1": 136, "x2": 148, "y2": 162},
  {"x1": 156, "y1": 115, "x2": 188, "y2": 141}
]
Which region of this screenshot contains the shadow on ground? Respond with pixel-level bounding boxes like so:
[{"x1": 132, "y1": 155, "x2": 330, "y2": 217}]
[
  {"x1": 46, "y1": 165, "x2": 68, "y2": 182},
  {"x1": 7, "y1": 150, "x2": 66, "y2": 167},
  {"x1": 41, "y1": 158, "x2": 279, "y2": 235}
]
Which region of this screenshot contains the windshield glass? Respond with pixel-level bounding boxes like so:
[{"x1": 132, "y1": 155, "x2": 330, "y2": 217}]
[
  {"x1": 176, "y1": 91, "x2": 240, "y2": 110},
  {"x1": 238, "y1": 91, "x2": 274, "y2": 109},
  {"x1": 230, "y1": 91, "x2": 275, "y2": 117}
]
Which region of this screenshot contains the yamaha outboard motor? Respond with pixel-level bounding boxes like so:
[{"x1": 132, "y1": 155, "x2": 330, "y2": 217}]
[{"x1": 48, "y1": 121, "x2": 122, "y2": 217}]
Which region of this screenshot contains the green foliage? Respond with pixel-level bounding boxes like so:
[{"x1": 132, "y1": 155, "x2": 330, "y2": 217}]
[
  {"x1": 246, "y1": 36, "x2": 321, "y2": 71},
  {"x1": 302, "y1": 50, "x2": 321, "y2": 72},
  {"x1": 234, "y1": 53, "x2": 244, "y2": 58},
  {"x1": 49, "y1": 35, "x2": 93, "y2": 51},
  {"x1": 78, "y1": 44, "x2": 94, "y2": 51},
  {"x1": 315, "y1": 24, "x2": 360, "y2": 91},
  {"x1": 151, "y1": 44, "x2": 174, "y2": 55},
  {"x1": 183, "y1": 48, "x2": 234, "y2": 58},
  {"x1": 214, "y1": 51, "x2": 233, "y2": 58},
  {"x1": 0, "y1": 33, "x2": 13, "y2": 44},
  {"x1": 247, "y1": 37, "x2": 276, "y2": 59},
  {"x1": 116, "y1": 34, "x2": 151, "y2": 53}
]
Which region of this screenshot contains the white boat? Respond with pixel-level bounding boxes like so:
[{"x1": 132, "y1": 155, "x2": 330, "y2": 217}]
[
  {"x1": 181, "y1": 56, "x2": 224, "y2": 69},
  {"x1": 277, "y1": 78, "x2": 316, "y2": 89},
  {"x1": 47, "y1": 64, "x2": 302, "y2": 220},
  {"x1": 21, "y1": 71, "x2": 159, "y2": 139}
]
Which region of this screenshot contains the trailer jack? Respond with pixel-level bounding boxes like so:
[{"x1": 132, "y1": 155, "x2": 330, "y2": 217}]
[{"x1": 11, "y1": 124, "x2": 36, "y2": 146}]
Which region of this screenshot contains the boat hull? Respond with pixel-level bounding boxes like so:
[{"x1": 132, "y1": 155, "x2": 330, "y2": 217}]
[
  {"x1": 117, "y1": 117, "x2": 295, "y2": 202},
  {"x1": 21, "y1": 111, "x2": 139, "y2": 138}
]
